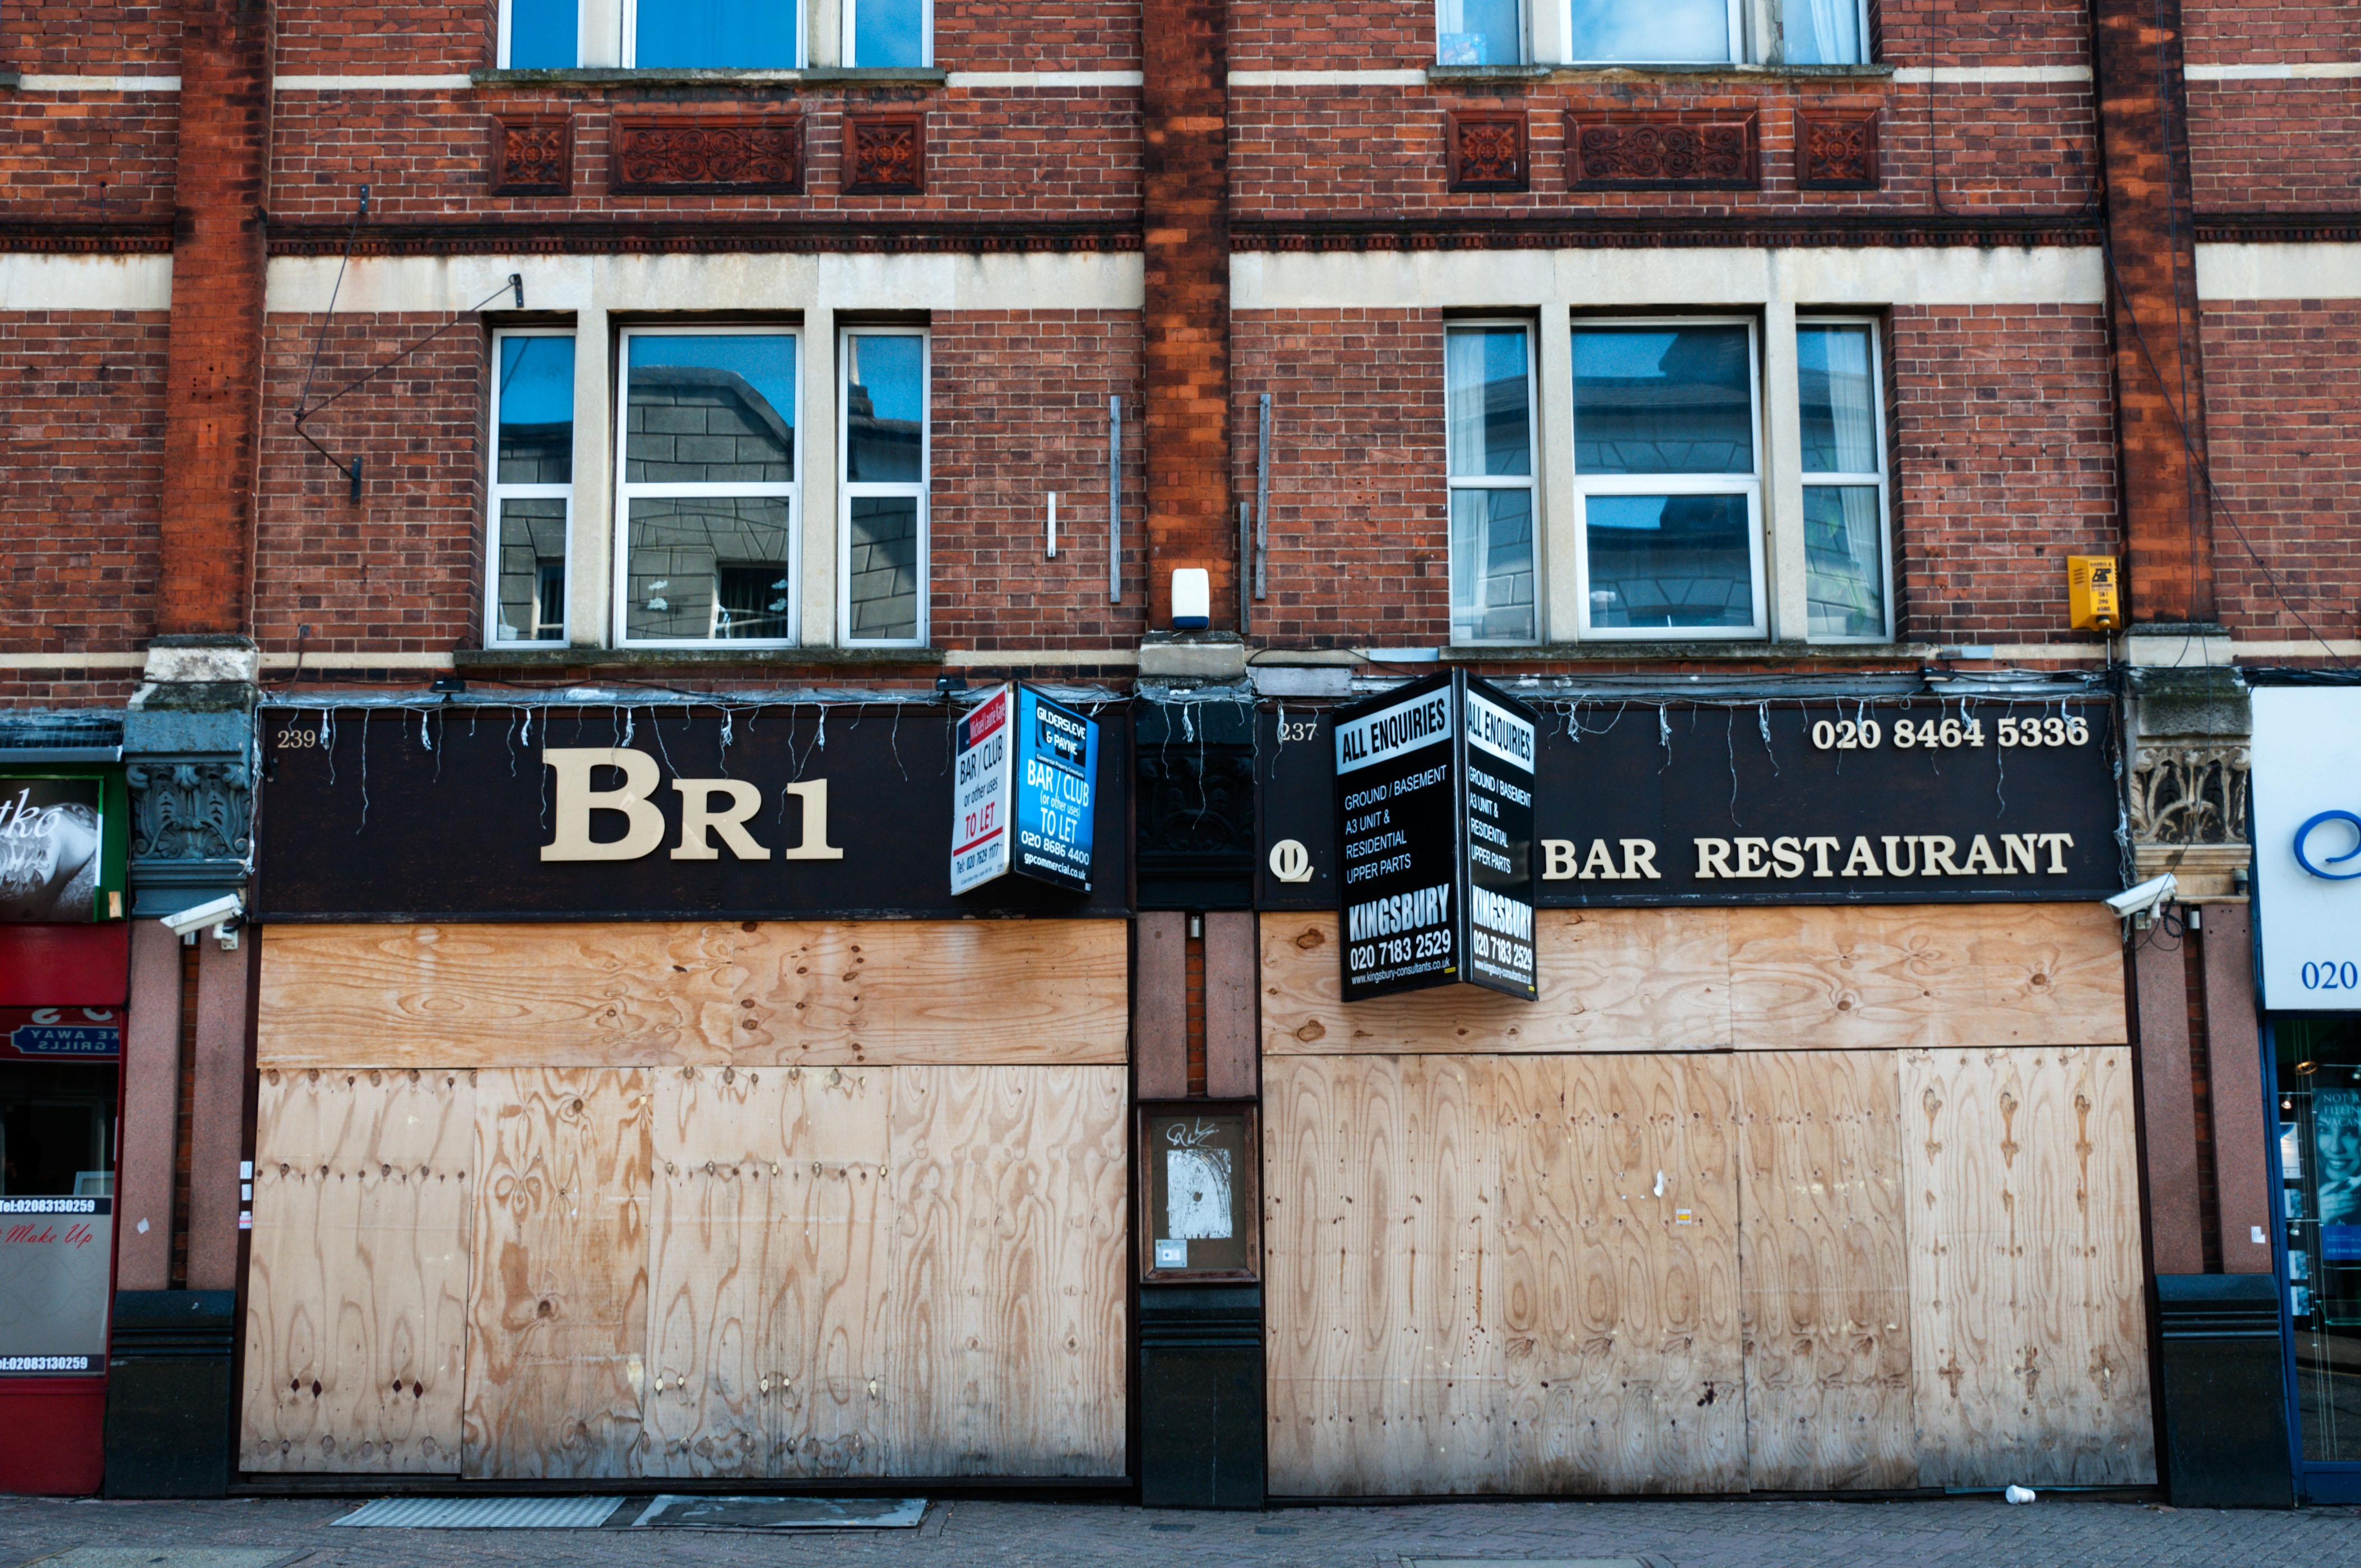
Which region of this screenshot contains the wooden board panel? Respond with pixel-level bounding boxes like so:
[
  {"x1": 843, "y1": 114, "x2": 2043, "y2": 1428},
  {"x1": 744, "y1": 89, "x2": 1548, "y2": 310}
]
[
  {"x1": 767, "y1": 1064, "x2": 895, "y2": 1477},
  {"x1": 641, "y1": 1065, "x2": 781, "y2": 1478},
  {"x1": 1901, "y1": 1046, "x2": 2154, "y2": 1486},
  {"x1": 258, "y1": 920, "x2": 1128, "y2": 1070},
  {"x1": 462, "y1": 1068, "x2": 653, "y2": 1479},
  {"x1": 1261, "y1": 910, "x2": 1732, "y2": 1057},
  {"x1": 888, "y1": 1064, "x2": 1128, "y2": 1476},
  {"x1": 1495, "y1": 1055, "x2": 1745, "y2": 1495},
  {"x1": 1727, "y1": 904, "x2": 2126, "y2": 1051},
  {"x1": 242, "y1": 1066, "x2": 475, "y2": 1474},
  {"x1": 1263, "y1": 1054, "x2": 1502, "y2": 1496},
  {"x1": 1736, "y1": 1052, "x2": 1915, "y2": 1491}
]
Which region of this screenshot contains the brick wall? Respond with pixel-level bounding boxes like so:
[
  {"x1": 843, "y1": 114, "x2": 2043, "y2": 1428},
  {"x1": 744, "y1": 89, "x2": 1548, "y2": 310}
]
[
  {"x1": 0, "y1": 94, "x2": 182, "y2": 225},
  {"x1": 1890, "y1": 303, "x2": 2118, "y2": 644},
  {"x1": 0, "y1": 312, "x2": 169, "y2": 655},
  {"x1": 0, "y1": 1, "x2": 181, "y2": 71},
  {"x1": 2188, "y1": 83, "x2": 2361, "y2": 212},
  {"x1": 2203, "y1": 300, "x2": 2361, "y2": 644}
]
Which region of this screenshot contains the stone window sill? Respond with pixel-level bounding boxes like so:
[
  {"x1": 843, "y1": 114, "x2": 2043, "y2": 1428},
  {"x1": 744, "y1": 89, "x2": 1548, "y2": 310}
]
[
  {"x1": 454, "y1": 645, "x2": 945, "y2": 670},
  {"x1": 1428, "y1": 62, "x2": 1896, "y2": 85},
  {"x1": 471, "y1": 66, "x2": 947, "y2": 90}
]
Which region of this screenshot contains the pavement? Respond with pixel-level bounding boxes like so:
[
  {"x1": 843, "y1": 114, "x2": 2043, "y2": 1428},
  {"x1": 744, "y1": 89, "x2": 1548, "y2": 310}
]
[{"x1": 5, "y1": 1495, "x2": 2361, "y2": 1568}]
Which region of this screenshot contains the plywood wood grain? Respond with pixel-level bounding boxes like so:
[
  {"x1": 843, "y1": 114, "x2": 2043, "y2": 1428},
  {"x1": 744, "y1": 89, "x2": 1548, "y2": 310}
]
[
  {"x1": 766, "y1": 1064, "x2": 894, "y2": 1477},
  {"x1": 1727, "y1": 905, "x2": 2126, "y2": 1051},
  {"x1": 258, "y1": 920, "x2": 1127, "y2": 1069},
  {"x1": 1496, "y1": 1055, "x2": 1745, "y2": 1495},
  {"x1": 462, "y1": 1069, "x2": 653, "y2": 1479},
  {"x1": 1263, "y1": 1054, "x2": 1501, "y2": 1496},
  {"x1": 1737, "y1": 1052, "x2": 1915, "y2": 1491},
  {"x1": 889, "y1": 1064, "x2": 1128, "y2": 1477},
  {"x1": 1261, "y1": 911, "x2": 1733, "y2": 1057},
  {"x1": 1901, "y1": 1046, "x2": 2153, "y2": 1487},
  {"x1": 242, "y1": 1066, "x2": 475, "y2": 1474}
]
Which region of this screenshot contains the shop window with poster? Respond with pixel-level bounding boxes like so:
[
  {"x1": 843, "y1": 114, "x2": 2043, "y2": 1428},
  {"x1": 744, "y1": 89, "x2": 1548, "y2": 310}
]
[
  {"x1": 2280, "y1": 1019, "x2": 2361, "y2": 1466},
  {"x1": 1139, "y1": 1106, "x2": 1258, "y2": 1281}
]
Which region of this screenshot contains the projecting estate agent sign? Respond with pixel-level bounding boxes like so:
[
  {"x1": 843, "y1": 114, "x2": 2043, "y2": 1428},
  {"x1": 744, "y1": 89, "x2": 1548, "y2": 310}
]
[
  {"x1": 2253, "y1": 688, "x2": 2361, "y2": 1011},
  {"x1": 1333, "y1": 670, "x2": 1538, "y2": 1003},
  {"x1": 1270, "y1": 694, "x2": 2119, "y2": 910},
  {"x1": 254, "y1": 701, "x2": 1125, "y2": 920}
]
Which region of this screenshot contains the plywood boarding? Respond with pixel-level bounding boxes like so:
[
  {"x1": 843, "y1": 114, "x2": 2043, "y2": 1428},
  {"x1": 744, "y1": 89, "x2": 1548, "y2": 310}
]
[
  {"x1": 462, "y1": 1069, "x2": 653, "y2": 1479},
  {"x1": 1261, "y1": 910, "x2": 1733, "y2": 1057},
  {"x1": 257, "y1": 920, "x2": 1127, "y2": 1070},
  {"x1": 1263, "y1": 1054, "x2": 1502, "y2": 1496},
  {"x1": 1495, "y1": 1054, "x2": 1745, "y2": 1494},
  {"x1": 1726, "y1": 905, "x2": 2126, "y2": 1051},
  {"x1": 1900, "y1": 1046, "x2": 2153, "y2": 1486},
  {"x1": 889, "y1": 1064, "x2": 1129, "y2": 1476},
  {"x1": 242, "y1": 1066, "x2": 474, "y2": 1473},
  {"x1": 1736, "y1": 1052, "x2": 1915, "y2": 1491}
]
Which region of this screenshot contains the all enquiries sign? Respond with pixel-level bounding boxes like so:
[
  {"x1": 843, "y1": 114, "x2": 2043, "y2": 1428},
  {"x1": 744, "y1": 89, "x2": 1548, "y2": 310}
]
[
  {"x1": 1333, "y1": 670, "x2": 1538, "y2": 1004},
  {"x1": 950, "y1": 684, "x2": 1100, "y2": 897}
]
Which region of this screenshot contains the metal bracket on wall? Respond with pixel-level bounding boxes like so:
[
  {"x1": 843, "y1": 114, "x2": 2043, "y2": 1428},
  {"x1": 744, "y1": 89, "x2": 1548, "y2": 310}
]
[
  {"x1": 1238, "y1": 502, "x2": 1252, "y2": 634},
  {"x1": 1108, "y1": 395, "x2": 1123, "y2": 605},
  {"x1": 1255, "y1": 393, "x2": 1270, "y2": 601}
]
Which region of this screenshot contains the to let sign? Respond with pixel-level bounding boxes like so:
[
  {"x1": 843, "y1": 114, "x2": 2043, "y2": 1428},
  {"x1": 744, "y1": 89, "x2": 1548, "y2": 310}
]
[
  {"x1": 950, "y1": 684, "x2": 1101, "y2": 898},
  {"x1": 1334, "y1": 670, "x2": 1538, "y2": 1003}
]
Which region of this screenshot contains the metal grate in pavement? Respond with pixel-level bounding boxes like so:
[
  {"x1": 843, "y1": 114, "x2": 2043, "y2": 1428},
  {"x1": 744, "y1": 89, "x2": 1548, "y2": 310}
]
[
  {"x1": 628, "y1": 1495, "x2": 927, "y2": 1530},
  {"x1": 1403, "y1": 1560, "x2": 1655, "y2": 1567},
  {"x1": 329, "y1": 1497, "x2": 625, "y2": 1529}
]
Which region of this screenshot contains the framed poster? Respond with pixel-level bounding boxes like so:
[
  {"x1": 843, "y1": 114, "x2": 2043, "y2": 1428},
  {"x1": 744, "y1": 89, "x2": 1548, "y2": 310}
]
[{"x1": 1139, "y1": 1105, "x2": 1258, "y2": 1282}]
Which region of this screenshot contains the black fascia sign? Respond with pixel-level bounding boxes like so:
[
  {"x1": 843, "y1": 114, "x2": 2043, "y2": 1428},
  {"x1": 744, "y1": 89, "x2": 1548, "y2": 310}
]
[{"x1": 1333, "y1": 670, "x2": 1538, "y2": 1004}]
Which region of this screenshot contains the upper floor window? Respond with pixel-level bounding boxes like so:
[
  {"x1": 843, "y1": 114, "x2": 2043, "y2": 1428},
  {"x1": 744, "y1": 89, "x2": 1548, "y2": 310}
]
[
  {"x1": 849, "y1": 0, "x2": 931, "y2": 67},
  {"x1": 1564, "y1": 0, "x2": 1737, "y2": 63},
  {"x1": 1797, "y1": 319, "x2": 1890, "y2": 639},
  {"x1": 839, "y1": 330, "x2": 930, "y2": 644},
  {"x1": 487, "y1": 330, "x2": 576, "y2": 647},
  {"x1": 1446, "y1": 324, "x2": 1538, "y2": 643},
  {"x1": 502, "y1": 0, "x2": 806, "y2": 69},
  {"x1": 617, "y1": 328, "x2": 800, "y2": 647},
  {"x1": 1439, "y1": 0, "x2": 1525, "y2": 67},
  {"x1": 1780, "y1": 0, "x2": 1867, "y2": 65}
]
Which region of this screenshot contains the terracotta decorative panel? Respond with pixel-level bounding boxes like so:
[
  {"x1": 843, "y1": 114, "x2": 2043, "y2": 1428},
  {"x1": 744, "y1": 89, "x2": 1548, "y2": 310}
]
[
  {"x1": 1445, "y1": 109, "x2": 1529, "y2": 193},
  {"x1": 490, "y1": 116, "x2": 570, "y2": 197},
  {"x1": 1798, "y1": 111, "x2": 1881, "y2": 191},
  {"x1": 1567, "y1": 112, "x2": 1759, "y2": 191},
  {"x1": 610, "y1": 115, "x2": 804, "y2": 195},
  {"x1": 842, "y1": 112, "x2": 926, "y2": 196}
]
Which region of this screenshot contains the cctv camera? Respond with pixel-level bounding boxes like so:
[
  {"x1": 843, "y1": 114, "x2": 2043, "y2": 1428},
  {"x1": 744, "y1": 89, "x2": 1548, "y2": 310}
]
[
  {"x1": 2104, "y1": 873, "x2": 2177, "y2": 921},
  {"x1": 160, "y1": 892, "x2": 245, "y2": 940}
]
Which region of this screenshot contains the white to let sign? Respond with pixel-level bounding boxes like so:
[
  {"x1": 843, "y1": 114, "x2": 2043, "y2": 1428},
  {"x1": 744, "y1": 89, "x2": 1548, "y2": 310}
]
[
  {"x1": 2253, "y1": 688, "x2": 2361, "y2": 1010},
  {"x1": 949, "y1": 685, "x2": 1013, "y2": 896}
]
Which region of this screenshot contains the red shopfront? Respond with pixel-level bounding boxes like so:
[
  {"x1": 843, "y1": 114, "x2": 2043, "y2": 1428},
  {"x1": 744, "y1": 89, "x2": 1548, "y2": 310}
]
[{"x1": 2, "y1": 768, "x2": 132, "y2": 1496}]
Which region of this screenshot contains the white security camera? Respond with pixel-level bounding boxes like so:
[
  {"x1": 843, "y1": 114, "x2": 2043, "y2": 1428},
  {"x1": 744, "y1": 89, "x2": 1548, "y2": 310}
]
[
  {"x1": 2104, "y1": 872, "x2": 2177, "y2": 922},
  {"x1": 160, "y1": 892, "x2": 245, "y2": 949}
]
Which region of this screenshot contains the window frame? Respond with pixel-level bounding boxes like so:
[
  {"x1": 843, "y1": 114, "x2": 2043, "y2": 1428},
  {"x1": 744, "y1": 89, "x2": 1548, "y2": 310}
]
[
  {"x1": 1557, "y1": 0, "x2": 1743, "y2": 65},
  {"x1": 498, "y1": 1, "x2": 813, "y2": 69},
  {"x1": 611, "y1": 323, "x2": 805, "y2": 651},
  {"x1": 1796, "y1": 313, "x2": 1894, "y2": 644},
  {"x1": 1568, "y1": 314, "x2": 1769, "y2": 643},
  {"x1": 485, "y1": 326, "x2": 578, "y2": 649},
  {"x1": 836, "y1": 326, "x2": 933, "y2": 649},
  {"x1": 842, "y1": 0, "x2": 935, "y2": 69},
  {"x1": 1444, "y1": 318, "x2": 1542, "y2": 648},
  {"x1": 1435, "y1": 0, "x2": 1528, "y2": 67}
]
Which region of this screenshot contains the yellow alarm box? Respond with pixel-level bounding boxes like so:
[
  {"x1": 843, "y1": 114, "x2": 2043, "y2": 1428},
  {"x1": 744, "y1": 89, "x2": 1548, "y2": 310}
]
[{"x1": 2068, "y1": 555, "x2": 2121, "y2": 631}]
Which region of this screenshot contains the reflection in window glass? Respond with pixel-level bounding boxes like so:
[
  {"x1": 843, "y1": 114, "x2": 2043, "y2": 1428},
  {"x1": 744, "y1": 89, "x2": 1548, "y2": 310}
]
[
  {"x1": 1584, "y1": 494, "x2": 1755, "y2": 628},
  {"x1": 636, "y1": 0, "x2": 800, "y2": 68},
  {"x1": 490, "y1": 333, "x2": 574, "y2": 644},
  {"x1": 1574, "y1": 326, "x2": 1754, "y2": 474},
  {"x1": 1446, "y1": 326, "x2": 1536, "y2": 643},
  {"x1": 852, "y1": 0, "x2": 926, "y2": 67},
  {"x1": 1782, "y1": 0, "x2": 1866, "y2": 64},
  {"x1": 507, "y1": 0, "x2": 579, "y2": 68},
  {"x1": 620, "y1": 331, "x2": 797, "y2": 644},
  {"x1": 1565, "y1": 0, "x2": 1732, "y2": 62},
  {"x1": 1437, "y1": 0, "x2": 1522, "y2": 66},
  {"x1": 2277, "y1": 1018, "x2": 2361, "y2": 1465},
  {"x1": 842, "y1": 332, "x2": 927, "y2": 643},
  {"x1": 1798, "y1": 322, "x2": 1887, "y2": 638}
]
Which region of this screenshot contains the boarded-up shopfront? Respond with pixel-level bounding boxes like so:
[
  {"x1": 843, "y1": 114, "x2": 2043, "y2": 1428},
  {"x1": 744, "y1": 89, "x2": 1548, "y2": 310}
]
[
  {"x1": 1255, "y1": 693, "x2": 2155, "y2": 1496},
  {"x1": 239, "y1": 698, "x2": 1130, "y2": 1481}
]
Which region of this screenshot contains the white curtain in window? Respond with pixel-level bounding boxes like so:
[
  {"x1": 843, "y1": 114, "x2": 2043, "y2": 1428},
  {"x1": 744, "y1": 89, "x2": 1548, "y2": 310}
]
[
  {"x1": 1446, "y1": 330, "x2": 1489, "y2": 475},
  {"x1": 1824, "y1": 326, "x2": 1876, "y2": 471},
  {"x1": 1786, "y1": 0, "x2": 1863, "y2": 64}
]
